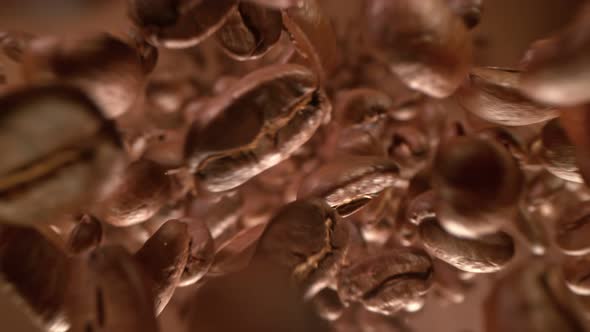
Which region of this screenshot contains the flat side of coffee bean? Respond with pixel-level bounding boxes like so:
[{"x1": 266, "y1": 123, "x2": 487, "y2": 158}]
[
  {"x1": 134, "y1": 220, "x2": 189, "y2": 314},
  {"x1": 97, "y1": 159, "x2": 173, "y2": 227},
  {"x1": 366, "y1": 0, "x2": 472, "y2": 98},
  {"x1": 0, "y1": 225, "x2": 71, "y2": 332},
  {"x1": 0, "y1": 85, "x2": 122, "y2": 226},
  {"x1": 256, "y1": 199, "x2": 349, "y2": 293},
  {"x1": 456, "y1": 67, "x2": 559, "y2": 126},
  {"x1": 129, "y1": 0, "x2": 237, "y2": 49},
  {"x1": 337, "y1": 249, "x2": 432, "y2": 316},
  {"x1": 539, "y1": 119, "x2": 582, "y2": 183},
  {"x1": 68, "y1": 246, "x2": 159, "y2": 332},
  {"x1": 297, "y1": 156, "x2": 399, "y2": 217},
  {"x1": 216, "y1": 3, "x2": 283, "y2": 60},
  {"x1": 68, "y1": 214, "x2": 103, "y2": 254},
  {"x1": 419, "y1": 218, "x2": 514, "y2": 273},
  {"x1": 178, "y1": 217, "x2": 215, "y2": 286}
]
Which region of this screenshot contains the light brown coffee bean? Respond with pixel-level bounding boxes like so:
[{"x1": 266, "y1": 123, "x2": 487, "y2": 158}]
[
  {"x1": 256, "y1": 199, "x2": 349, "y2": 294},
  {"x1": 419, "y1": 218, "x2": 515, "y2": 273},
  {"x1": 134, "y1": 220, "x2": 190, "y2": 315},
  {"x1": 456, "y1": 67, "x2": 558, "y2": 126},
  {"x1": 216, "y1": 3, "x2": 283, "y2": 60},
  {"x1": 128, "y1": 0, "x2": 237, "y2": 49},
  {"x1": 178, "y1": 217, "x2": 215, "y2": 286},
  {"x1": 0, "y1": 225, "x2": 71, "y2": 332},
  {"x1": 366, "y1": 0, "x2": 472, "y2": 98},
  {"x1": 538, "y1": 119, "x2": 583, "y2": 183},
  {"x1": 68, "y1": 214, "x2": 103, "y2": 255},
  {"x1": 0, "y1": 85, "x2": 122, "y2": 226},
  {"x1": 185, "y1": 64, "x2": 329, "y2": 192},
  {"x1": 297, "y1": 156, "x2": 399, "y2": 217},
  {"x1": 337, "y1": 249, "x2": 433, "y2": 316}
]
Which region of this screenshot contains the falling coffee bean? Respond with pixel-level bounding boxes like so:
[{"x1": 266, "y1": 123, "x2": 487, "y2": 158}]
[
  {"x1": 178, "y1": 217, "x2": 215, "y2": 286},
  {"x1": 562, "y1": 255, "x2": 590, "y2": 296},
  {"x1": 556, "y1": 201, "x2": 590, "y2": 256},
  {"x1": 538, "y1": 119, "x2": 583, "y2": 183},
  {"x1": 68, "y1": 214, "x2": 103, "y2": 255}
]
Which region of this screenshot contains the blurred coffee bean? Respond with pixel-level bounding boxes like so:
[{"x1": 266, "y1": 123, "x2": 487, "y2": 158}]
[
  {"x1": 446, "y1": 0, "x2": 483, "y2": 29},
  {"x1": 561, "y1": 105, "x2": 590, "y2": 185},
  {"x1": 297, "y1": 156, "x2": 399, "y2": 217},
  {"x1": 0, "y1": 225, "x2": 71, "y2": 332},
  {"x1": 68, "y1": 214, "x2": 103, "y2": 254},
  {"x1": 128, "y1": 0, "x2": 237, "y2": 49},
  {"x1": 216, "y1": 3, "x2": 282, "y2": 60},
  {"x1": 406, "y1": 190, "x2": 436, "y2": 226},
  {"x1": 386, "y1": 126, "x2": 430, "y2": 178},
  {"x1": 23, "y1": 34, "x2": 146, "y2": 118},
  {"x1": 97, "y1": 159, "x2": 174, "y2": 227},
  {"x1": 538, "y1": 119, "x2": 583, "y2": 183},
  {"x1": 520, "y1": 3, "x2": 590, "y2": 106},
  {"x1": 433, "y1": 136, "x2": 523, "y2": 237},
  {"x1": 256, "y1": 199, "x2": 349, "y2": 294},
  {"x1": 311, "y1": 287, "x2": 344, "y2": 321},
  {"x1": 562, "y1": 255, "x2": 590, "y2": 296},
  {"x1": 185, "y1": 64, "x2": 329, "y2": 192},
  {"x1": 476, "y1": 127, "x2": 531, "y2": 168},
  {"x1": 208, "y1": 223, "x2": 265, "y2": 277},
  {"x1": 431, "y1": 259, "x2": 470, "y2": 305},
  {"x1": 134, "y1": 220, "x2": 190, "y2": 315},
  {"x1": 179, "y1": 218, "x2": 215, "y2": 286},
  {"x1": 485, "y1": 262, "x2": 587, "y2": 332},
  {"x1": 0, "y1": 85, "x2": 122, "y2": 226},
  {"x1": 456, "y1": 67, "x2": 558, "y2": 126},
  {"x1": 366, "y1": 0, "x2": 472, "y2": 98},
  {"x1": 188, "y1": 191, "x2": 243, "y2": 246},
  {"x1": 556, "y1": 201, "x2": 590, "y2": 256},
  {"x1": 68, "y1": 246, "x2": 159, "y2": 332},
  {"x1": 419, "y1": 218, "x2": 514, "y2": 273},
  {"x1": 337, "y1": 248, "x2": 433, "y2": 316},
  {"x1": 242, "y1": 0, "x2": 300, "y2": 8},
  {"x1": 0, "y1": 30, "x2": 34, "y2": 62},
  {"x1": 334, "y1": 88, "x2": 393, "y2": 129}
]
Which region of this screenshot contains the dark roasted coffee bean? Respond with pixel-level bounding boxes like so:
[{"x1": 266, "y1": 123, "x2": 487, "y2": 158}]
[
  {"x1": 0, "y1": 85, "x2": 122, "y2": 226},
  {"x1": 0, "y1": 225, "x2": 71, "y2": 332},
  {"x1": 256, "y1": 199, "x2": 348, "y2": 294},
  {"x1": 456, "y1": 67, "x2": 558, "y2": 126},
  {"x1": 537, "y1": 119, "x2": 583, "y2": 183},
  {"x1": 185, "y1": 64, "x2": 329, "y2": 192},
  {"x1": 178, "y1": 217, "x2": 215, "y2": 286},
  {"x1": 419, "y1": 218, "x2": 514, "y2": 273},
  {"x1": 446, "y1": 0, "x2": 483, "y2": 29},
  {"x1": 366, "y1": 0, "x2": 472, "y2": 98},
  {"x1": 556, "y1": 202, "x2": 590, "y2": 256},
  {"x1": 128, "y1": 0, "x2": 237, "y2": 49},
  {"x1": 334, "y1": 88, "x2": 394, "y2": 129},
  {"x1": 560, "y1": 105, "x2": 590, "y2": 185},
  {"x1": 562, "y1": 255, "x2": 590, "y2": 295},
  {"x1": 242, "y1": 0, "x2": 301, "y2": 8},
  {"x1": 337, "y1": 248, "x2": 432, "y2": 316},
  {"x1": 68, "y1": 214, "x2": 103, "y2": 254},
  {"x1": 297, "y1": 156, "x2": 399, "y2": 217},
  {"x1": 216, "y1": 3, "x2": 282, "y2": 60},
  {"x1": 23, "y1": 34, "x2": 146, "y2": 118}
]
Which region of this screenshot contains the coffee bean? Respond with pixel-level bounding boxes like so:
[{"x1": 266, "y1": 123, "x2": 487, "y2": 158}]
[
  {"x1": 538, "y1": 119, "x2": 583, "y2": 183},
  {"x1": 446, "y1": 0, "x2": 483, "y2": 29},
  {"x1": 68, "y1": 214, "x2": 103, "y2": 255},
  {"x1": 556, "y1": 202, "x2": 590, "y2": 256},
  {"x1": 178, "y1": 217, "x2": 215, "y2": 286}
]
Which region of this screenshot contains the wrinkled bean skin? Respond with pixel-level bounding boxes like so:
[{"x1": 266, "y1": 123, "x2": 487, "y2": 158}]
[
  {"x1": 178, "y1": 218, "x2": 215, "y2": 286},
  {"x1": 297, "y1": 156, "x2": 400, "y2": 217},
  {"x1": 68, "y1": 214, "x2": 103, "y2": 254},
  {"x1": 67, "y1": 246, "x2": 159, "y2": 332},
  {"x1": 519, "y1": 3, "x2": 590, "y2": 107},
  {"x1": 556, "y1": 202, "x2": 590, "y2": 256},
  {"x1": 562, "y1": 255, "x2": 590, "y2": 295},
  {"x1": 419, "y1": 218, "x2": 515, "y2": 273},
  {"x1": 446, "y1": 0, "x2": 483, "y2": 28},
  {"x1": 216, "y1": 3, "x2": 283, "y2": 60},
  {"x1": 97, "y1": 159, "x2": 174, "y2": 227},
  {"x1": 128, "y1": 0, "x2": 237, "y2": 49},
  {"x1": 134, "y1": 220, "x2": 190, "y2": 314},
  {"x1": 185, "y1": 64, "x2": 329, "y2": 192},
  {"x1": 485, "y1": 262, "x2": 587, "y2": 332},
  {"x1": 0, "y1": 85, "x2": 122, "y2": 226},
  {"x1": 337, "y1": 249, "x2": 433, "y2": 316},
  {"x1": 256, "y1": 199, "x2": 349, "y2": 294},
  {"x1": 456, "y1": 67, "x2": 558, "y2": 126},
  {"x1": 23, "y1": 34, "x2": 146, "y2": 118},
  {"x1": 0, "y1": 225, "x2": 71, "y2": 332},
  {"x1": 538, "y1": 119, "x2": 583, "y2": 183},
  {"x1": 433, "y1": 137, "x2": 523, "y2": 237},
  {"x1": 366, "y1": 0, "x2": 472, "y2": 98}
]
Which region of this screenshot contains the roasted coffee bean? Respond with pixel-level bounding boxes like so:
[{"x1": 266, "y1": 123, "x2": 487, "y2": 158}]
[
  {"x1": 242, "y1": 0, "x2": 301, "y2": 8},
  {"x1": 337, "y1": 249, "x2": 433, "y2": 316},
  {"x1": 514, "y1": 209, "x2": 549, "y2": 256},
  {"x1": 485, "y1": 262, "x2": 588, "y2": 332},
  {"x1": 538, "y1": 119, "x2": 583, "y2": 183},
  {"x1": 446, "y1": 0, "x2": 483, "y2": 28},
  {"x1": 386, "y1": 126, "x2": 429, "y2": 178},
  {"x1": 178, "y1": 218, "x2": 215, "y2": 286},
  {"x1": 97, "y1": 159, "x2": 174, "y2": 227},
  {"x1": 311, "y1": 287, "x2": 344, "y2": 321},
  {"x1": 208, "y1": 223, "x2": 265, "y2": 277},
  {"x1": 433, "y1": 136, "x2": 523, "y2": 237},
  {"x1": 419, "y1": 218, "x2": 515, "y2": 273},
  {"x1": 406, "y1": 190, "x2": 436, "y2": 226},
  {"x1": 256, "y1": 199, "x2": 348, "y2": 294},
  {"x1": 68, "y1": 246, "x2": 159, "y2": 332},
  {"x1": 334, "y1": 88, "x2": 393, "y2": 129},
  {"x1": 519, "y1": 3, "x2": 590, "y2": 107},
  {"x1": 476, "y1": 127, "x2": 530, "y2": 167},
  {"x1": 562, "y1": 255, "x2": 590, "y2": 295},
  {"x1": 23, "y1": 34, "x2": 146, "y2": 118},
  {"x1": 0, "y1": 225, "x2": 71, "y2": 332},
  {"x1": 561, "y1": 105, "x2": 590, "y2": 185},
  {"x1": 216, "y1": 3, "x2": 282, "y2": 60},
  {"x1": 297, "y1": 156, "x2": 399, "y2": 217},
  {"x1": 366, "y1": 0, "x2": 472, "y2": 98},
  {"x1": 0, "y1": 30, "x2": 34, "y2": 62},
  {"x1": 556, "y1": 202, "x2": 590, "y2": 256},
  {"x1": 128, "y1": 0, "x2": 237, "y2": 49},
  {"x1": 134, "y1": 220, "x2": 189, "y2": 314},
  {"x1": 456, "y1": 67, "x2": 558, "y2": 126},
  {"x1": 0, "y1": 85, "x2": 122, "y2": 226},
  {"x1": 68, "y1": 214, "x2": 103, "y2": 254},
  {"x1": 185, "y1": 64, "x2": 329, "y2": 192}
]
